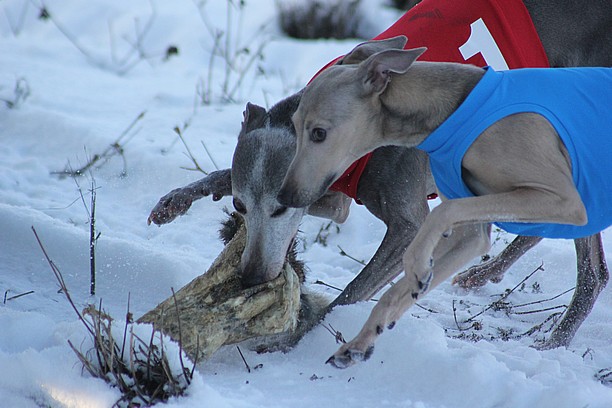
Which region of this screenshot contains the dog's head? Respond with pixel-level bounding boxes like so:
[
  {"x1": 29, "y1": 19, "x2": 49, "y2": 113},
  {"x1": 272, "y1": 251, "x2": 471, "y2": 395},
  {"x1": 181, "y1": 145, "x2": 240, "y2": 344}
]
[
  {"x1": 278, "y1": 37, "x2": 426, "y2": 208},
  {"x1": 231, "y1": 102, "x2": 308, "y2": 288}
]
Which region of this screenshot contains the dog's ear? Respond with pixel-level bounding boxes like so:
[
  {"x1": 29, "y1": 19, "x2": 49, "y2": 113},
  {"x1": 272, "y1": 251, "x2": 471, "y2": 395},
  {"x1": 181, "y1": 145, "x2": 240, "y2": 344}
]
[
  {"x1": 339, "y1": 35, "x2": 408, "y2": 65},
  {"x1": 359, "y1": 47, "x2": 427, "y2": 95},
  {"x1": 241, "y1": 102, "x2": 267, "y2": 135}
]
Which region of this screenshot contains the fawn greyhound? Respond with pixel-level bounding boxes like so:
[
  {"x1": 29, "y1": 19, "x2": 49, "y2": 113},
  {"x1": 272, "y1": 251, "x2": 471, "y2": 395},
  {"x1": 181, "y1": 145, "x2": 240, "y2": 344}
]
[
  {"x1": 149, "y1": 0, "x2": 611, "y2": 352},
  {"x1": 277, "y1": 37, "x2": 612, "y2": 367}
]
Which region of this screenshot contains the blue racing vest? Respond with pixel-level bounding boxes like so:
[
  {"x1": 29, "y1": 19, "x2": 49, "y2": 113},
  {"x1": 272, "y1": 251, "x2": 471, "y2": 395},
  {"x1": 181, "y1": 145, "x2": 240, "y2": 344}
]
[{"x1": 417, "y1": 67, "x2": 612, "y2": 239}]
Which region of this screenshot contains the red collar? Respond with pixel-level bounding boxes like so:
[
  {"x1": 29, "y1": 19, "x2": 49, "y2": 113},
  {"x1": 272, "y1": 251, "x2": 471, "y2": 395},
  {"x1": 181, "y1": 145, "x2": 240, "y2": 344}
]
[
  {"x1": 329, "y1": 153, "x2": 372, "y2": 204},
  {"x1": 329, "y1": 152, "x2": 439, "y2": 204}
]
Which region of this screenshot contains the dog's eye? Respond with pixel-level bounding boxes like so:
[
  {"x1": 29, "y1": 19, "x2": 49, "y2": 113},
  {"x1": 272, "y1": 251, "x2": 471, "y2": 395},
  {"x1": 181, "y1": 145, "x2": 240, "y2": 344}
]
[
  {"x1": 310, "y1": 128, "x2": 327, "y2": 143},
  {"x1": 233, "y1": 198, "x2": 247, "y2": 214},
  {"x1": 271, "y1": 206, "x2": 287, "y2": 218}
]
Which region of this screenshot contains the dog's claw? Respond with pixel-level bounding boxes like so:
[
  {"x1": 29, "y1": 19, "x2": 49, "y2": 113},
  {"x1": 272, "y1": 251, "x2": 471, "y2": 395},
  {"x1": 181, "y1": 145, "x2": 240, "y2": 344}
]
[
  {"x1": 326, "y1": 352, "x2": 355, "y2": 369},
  {"x1": 326, "y1": 345, "x2": 375, "y2": 369},
  {"x1": 416, "y1": 270, "x2": 434, "y2": 294}
]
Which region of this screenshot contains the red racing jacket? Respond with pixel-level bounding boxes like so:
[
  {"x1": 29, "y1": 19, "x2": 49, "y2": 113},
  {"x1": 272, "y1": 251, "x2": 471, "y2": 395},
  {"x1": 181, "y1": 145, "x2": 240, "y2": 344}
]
[{"x1": 318, "y1": 0, "x2": 550, "y2": 203}]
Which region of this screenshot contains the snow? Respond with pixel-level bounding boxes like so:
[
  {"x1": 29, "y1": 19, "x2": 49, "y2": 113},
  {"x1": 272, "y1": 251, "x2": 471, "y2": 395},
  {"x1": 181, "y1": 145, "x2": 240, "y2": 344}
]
[{"x1": 1, "y1": 0, "x2": 611, "y2": 407}]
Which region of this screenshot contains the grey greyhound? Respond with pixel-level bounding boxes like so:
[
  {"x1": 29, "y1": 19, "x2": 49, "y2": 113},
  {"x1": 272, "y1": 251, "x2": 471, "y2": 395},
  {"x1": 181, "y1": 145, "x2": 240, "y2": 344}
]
[
  {"x1": 149, "y1": 0, "x2": 612, "y2": 349},
  {"x1": 278, "y1": 38, "x2": 612, "y2": 367}
]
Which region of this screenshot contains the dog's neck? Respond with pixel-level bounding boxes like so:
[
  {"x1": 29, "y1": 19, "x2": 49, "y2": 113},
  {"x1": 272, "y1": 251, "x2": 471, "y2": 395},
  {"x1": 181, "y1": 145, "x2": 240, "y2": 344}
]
[{"x1": 379, "y1": 62, "x2": 485, "y2": 146}]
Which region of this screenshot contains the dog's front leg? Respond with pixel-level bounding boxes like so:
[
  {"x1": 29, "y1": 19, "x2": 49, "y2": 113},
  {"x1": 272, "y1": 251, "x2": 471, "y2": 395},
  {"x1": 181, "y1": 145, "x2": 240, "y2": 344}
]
[
  {"x1": 327, "y1": 222, "x2": 490, "y2": 368},
  {"x1": 148, "y1": 169, "x2": 232, "y2": 225},
  {"x1": 326, "y1": 184, "x2": 583, "y2": 367}
]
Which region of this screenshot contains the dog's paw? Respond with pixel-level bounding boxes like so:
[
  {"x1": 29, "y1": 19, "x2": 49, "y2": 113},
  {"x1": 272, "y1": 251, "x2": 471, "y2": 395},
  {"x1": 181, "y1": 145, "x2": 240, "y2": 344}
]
[
  {"x1": 147, "y1": 188, "x2": 194, "y2": 225},
  {"x1": 326, "y1": 345, "x2": 375, "y2": 369},
  {"x1": 452, "y1": 263, "x2": 505, "y2": 289}
]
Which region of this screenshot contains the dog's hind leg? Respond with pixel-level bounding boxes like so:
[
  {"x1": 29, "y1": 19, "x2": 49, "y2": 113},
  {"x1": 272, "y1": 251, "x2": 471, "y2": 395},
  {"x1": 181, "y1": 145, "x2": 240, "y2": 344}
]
[
  {"x1": 147, "y1": 169, "x2": 232, "y2": 225},
  {"x1": 453, "y1": 235, "x2": 543, "y2": 288},
  {"x1": 539, "y1": 233, "x2": 609, "y2": 349}
]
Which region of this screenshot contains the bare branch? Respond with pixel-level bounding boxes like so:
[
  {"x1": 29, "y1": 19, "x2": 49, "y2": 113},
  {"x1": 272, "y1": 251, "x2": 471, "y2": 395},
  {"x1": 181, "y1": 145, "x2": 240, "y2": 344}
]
[
  {"x1": 31, "y1": 226, "x2": 95, "y2": 336},
  {"x1": 464, "y1": 262, "x2": 544, "y2": 323}
]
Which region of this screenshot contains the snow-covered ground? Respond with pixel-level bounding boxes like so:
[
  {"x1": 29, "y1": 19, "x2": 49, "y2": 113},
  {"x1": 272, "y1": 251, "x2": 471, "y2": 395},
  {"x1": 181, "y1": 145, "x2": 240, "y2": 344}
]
[{"x1": 1, "y1": 1, "x2": 611, "y2": 407}]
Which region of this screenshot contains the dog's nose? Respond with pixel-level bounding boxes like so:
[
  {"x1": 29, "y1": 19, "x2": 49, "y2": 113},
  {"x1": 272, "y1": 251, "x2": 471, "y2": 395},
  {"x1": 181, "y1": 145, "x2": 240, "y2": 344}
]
[
  {"x1": 240, "y1": 271, "x2": 267, "y2": 289},
  {"x1": 240, "y1": 271, "x2": 281, "y2": 289}
]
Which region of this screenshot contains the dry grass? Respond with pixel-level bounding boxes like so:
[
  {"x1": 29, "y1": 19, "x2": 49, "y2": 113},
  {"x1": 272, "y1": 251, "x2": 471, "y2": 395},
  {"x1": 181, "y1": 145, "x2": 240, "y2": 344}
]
[
  {"x1": 69, "y1": 304, "x2": 195, "y2": 407},
  {"x1": 32, "y1": 227, "x2": 195, "y2": 407}
]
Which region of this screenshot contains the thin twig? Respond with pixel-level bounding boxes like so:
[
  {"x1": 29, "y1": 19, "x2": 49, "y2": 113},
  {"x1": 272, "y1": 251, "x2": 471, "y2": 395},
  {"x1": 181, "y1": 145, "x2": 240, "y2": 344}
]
[
  {"x1": 3, "y1": 290, "x2": 35, "y2": 303},
  {"x1": 337, "y1": 245, "x2": 366, "y2": 266},
  {"x1": 513, "y1": 304, "x2": 567, "y2": 316},
  {"x1": 225, "y1": 40, "x2": 267, "y2": 101},
  {"x1": 522, "y1": 312, "x2": 564, "y2": 336},
  {"x1": 193, "y1": 0, "x2": 269, "y2": 104},
  {"x1": 71, "y1": 174, "x2": 99, "y2": 295},
  {"x1": 89, "y1": 179, "x2": 97, "y2": 295},
  {"x1": 512, "y1": 287, "x2": 575, "y2": 309},
  {"x1": 453, "y1": 299, "x2": 469, "y2": 331},
  {"x1": 201, "y1": 140, "x2": 220, "y2": 171},
  {"x1": 39, "y1": 1, "x2": 158, "y2": 75},
  {"x1": 464, "y1": 262, "x2": 544, "y2": 323},
  {"x1": 236, "y1": 346, "x2": 251, "y2": 373},
  {"x1": 313, "y1": 279, "x2": 343, "y2": 292},
  {"x1": 120, "y1": 293, "x2": 132, "y2": 361},
  {"x1": 322, "y1": 323, "x2": 346, "y2": 344},
  {"x1": 31, "y1": 226, "x2": 95, "y2": 336},
  {"x1": 52, "y1": 111, "x2": 145, "y2": 178},
  {"x1": 171, "y1": 288, "x2": 192, "y2": 385},
  {"x1": 146, "y1": 326, "x2": 156, "y2": 387},
  {"x1": 414, "y1": 302, "x2": 439, "y2": 314},
  {"x1": 190, "y1": 335, "x2": 200, "y2": 379},
  {"x1": 175, "y1": 126, "x2": 208, "y2": 174}
]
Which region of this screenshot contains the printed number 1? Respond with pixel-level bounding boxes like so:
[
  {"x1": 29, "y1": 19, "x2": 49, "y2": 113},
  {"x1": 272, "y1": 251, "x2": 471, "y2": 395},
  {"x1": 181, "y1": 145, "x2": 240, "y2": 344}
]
[{"x1": 459, "y1": 18, "x2": 509, "y2": 71}]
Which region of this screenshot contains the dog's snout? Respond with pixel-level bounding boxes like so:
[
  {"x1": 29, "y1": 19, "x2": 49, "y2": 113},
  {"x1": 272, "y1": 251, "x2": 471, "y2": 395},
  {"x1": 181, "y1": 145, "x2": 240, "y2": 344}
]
[
  {"x1": 240, "y1": 269, "x2": 266, "y2": 288},
  {"x1": 240, "y1": 247, "x2": 283, "y2": 288},
  {"x1": 278, "y1": 184, "x2": 323, "y2": 208},
  {"x1": 240, "y1": 264, "x2": 281, "y2": 289}
]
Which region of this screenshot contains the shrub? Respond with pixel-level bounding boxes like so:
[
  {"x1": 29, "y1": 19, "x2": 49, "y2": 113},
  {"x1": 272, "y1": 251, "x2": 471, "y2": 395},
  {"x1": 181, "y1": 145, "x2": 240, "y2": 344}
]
[{"x1": 277, "y1": 0, "x2": 364, "y2": 40}]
